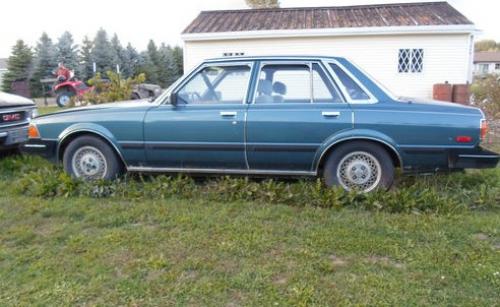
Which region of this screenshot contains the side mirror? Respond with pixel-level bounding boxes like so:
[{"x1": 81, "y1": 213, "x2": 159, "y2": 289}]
[{"x1": 170, "y1": 92, "x2": 178, "y2": 105}]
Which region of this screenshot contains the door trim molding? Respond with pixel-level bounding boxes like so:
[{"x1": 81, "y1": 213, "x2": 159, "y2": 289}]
[{"x1": 127, "y1": 166, "x2": 316, "y2": 176}]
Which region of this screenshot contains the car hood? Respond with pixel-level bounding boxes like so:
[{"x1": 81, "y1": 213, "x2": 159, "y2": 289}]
[
  {"x1": 0, "y1": 92, "x2": 35, "y2": 108},
  {"x1": 38, "y1": 99, "x2": 154, "y2": 118}
]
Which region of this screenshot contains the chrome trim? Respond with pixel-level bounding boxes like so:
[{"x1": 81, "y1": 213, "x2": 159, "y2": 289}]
[
  {"x1": 458, "y1": 154, "x2": 499, "y2": 159},
  {"x1": 0, "y1": 106, "x2": 35, "y2": 114},
  {"x1": 243, "y1": 110, "x2": 250, "y2": 170},
  {"x1": 23, "y1": 144, "x2": 47, "y2": 149},
  {"x1": 57, "y1": 129, "x2": 128, "y2": 167},
  {"x1": 323, "y1": 60, "x2": 379, "y2": 104},
  {"x1": 169, "y1": 61, "x2": 255, "y2": 106},
  {"x1": 0, "y1": 132, "x2": 7, "y2": 137},
  {"x1": 315, "y1": 137, "x2": 403, "y2": 171},
  {"x1": 0, "y1": 120, "x2": 30, "y2": 129},
  {"x1": 220, "y1": 111, "x2": 237, "y2": 117},
  {"x1": 322, "y1": 111, "x2": 340, "y2": 117},
  {"x1": 127, "y1": 166, "x2": 316, "y2": 176}
]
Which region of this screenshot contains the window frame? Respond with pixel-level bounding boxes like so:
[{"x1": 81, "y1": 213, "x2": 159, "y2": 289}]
[
  {"x1": 323, "y1": 60, "x2": 379, "y2": 104},
  {"x1": 398, "y1": 48, "x2": 424, "y2": 74},
  {"x1": 171, "y1": 61, "x2": 255, "y2": 106},
  {"x1": 251, "y1": 60, "x2": 346, "y2": 104}
]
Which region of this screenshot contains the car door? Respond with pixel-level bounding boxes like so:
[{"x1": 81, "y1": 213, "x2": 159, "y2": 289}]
[
  {"x1": 143, "y1": 62, "x2": 253, "y2": 169},
  {"x1": 246, "y1": 61, "x2": 353, "y2": 172}
]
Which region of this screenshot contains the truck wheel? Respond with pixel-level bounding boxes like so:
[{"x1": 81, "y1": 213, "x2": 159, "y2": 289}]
[
  {"x1": 323, "y1": 141, "x2": 394, "y2": 192},
  {"x1": 56, "y1": 91, "x2": 74, "y2": 107},
  {"x1": 63, "y1": 135, "x2": 124, "y2": 180}
]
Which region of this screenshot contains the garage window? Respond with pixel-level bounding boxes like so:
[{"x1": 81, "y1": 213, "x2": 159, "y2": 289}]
[{"x1": 398, "y1": 49, "x2": 424, "y2": 73}]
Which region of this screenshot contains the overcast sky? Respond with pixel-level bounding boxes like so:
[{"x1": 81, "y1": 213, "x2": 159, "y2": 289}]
[{"x1": 0, "y1": 0, "x2": 498, "y2": 58}]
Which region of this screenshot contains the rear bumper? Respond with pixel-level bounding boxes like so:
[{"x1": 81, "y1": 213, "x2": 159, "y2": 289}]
[
  {"x1": 20, "y1": 139, "x2": 58, "y2": 162},
  {"x1": 449, "y1": 147, "x2": 499, "y2": 169}
]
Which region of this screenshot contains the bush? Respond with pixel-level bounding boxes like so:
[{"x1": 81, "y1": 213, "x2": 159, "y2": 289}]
[
  {"x1": 77, "y1": 71, "x2": 146, "y2": 105},
  {"x1": 471, "y1": 75, "x2": 500, "y2": 119},
  {"x1": 8, "y1": 155, "x2": 500, "y2": 214}
]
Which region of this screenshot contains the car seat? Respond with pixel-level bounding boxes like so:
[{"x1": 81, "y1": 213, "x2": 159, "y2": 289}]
[
  {"x1": 255, "y1": 80, "x2": 273, "y2": 103},
  {"x1": 272, "y1": 81, "x2": 287, "y2": 103}
]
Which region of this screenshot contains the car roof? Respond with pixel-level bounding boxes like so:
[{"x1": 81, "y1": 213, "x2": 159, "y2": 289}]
[{"x1": 204, "y1": 55, "x2": 346, "y2": 63}]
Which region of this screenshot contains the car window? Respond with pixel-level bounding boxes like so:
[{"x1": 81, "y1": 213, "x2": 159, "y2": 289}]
[
  {"x1": 329, "y1": 63, "x2": 370, "y2": 100},
  {"x1": 312, "y1": 63, "x2": 344, "y2": 103},
  {"x1": 177, "y1": 65, "x2": 251, "y2": 104},
  {"x1": 255, "y1": 64, "x2": 310, "y2": 104}
]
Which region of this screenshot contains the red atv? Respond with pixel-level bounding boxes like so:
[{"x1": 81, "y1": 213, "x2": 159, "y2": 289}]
[{"x1": 54, "y1": 80, "x2": 93, "y2": 107}]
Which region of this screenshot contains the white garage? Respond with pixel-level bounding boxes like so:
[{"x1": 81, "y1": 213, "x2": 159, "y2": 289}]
[{"x1": 181, "y1": 2, "x2": 476, "y2": 99}]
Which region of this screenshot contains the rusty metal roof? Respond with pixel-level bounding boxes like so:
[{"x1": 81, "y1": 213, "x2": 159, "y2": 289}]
[
  {"x1": 183, "y1": 2, "x2": 472, "y2": 34},
  {"x1": 474, "y1": 52, "x2": 500, "y2": 63}
]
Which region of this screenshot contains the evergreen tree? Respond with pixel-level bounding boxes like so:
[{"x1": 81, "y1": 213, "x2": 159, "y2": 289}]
[
  {"x1": 79, "y1": 36, "x2": 94, "y2": 81},
  {"x1": 158, "y1": 43, "x2": 174, "y2": 87},
  {"x1": 92, "y1": 29, "x2": 114, "y2": 74},
  {"x1": 139, "y1": 40, "x2": 160, "y2": 84},
  {"x1": 245, "y1": 0, "x2": 279, "y2": 8},
  {"x1": 110, "y1": 34, "x2": 125, "y2": 75},
  {"x1": 121, "y1": 43, "x2": 141, "y2": 78},
  {"x1": 171, "y1": 46, "x2": 184, "y2": 79},
  {"x1": 56, "y1": 31, "x2": 79, "y2": 70},
  {"x1": 31, "y1": 33, "x2": 57, "y2": 96},
  {"x1": 1, "y1": 40, "x2": 33, "y2": 93}
]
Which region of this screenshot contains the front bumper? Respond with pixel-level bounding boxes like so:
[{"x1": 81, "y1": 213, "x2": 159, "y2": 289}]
[
  {"x1": 0, "y1": 125, "x2": 29, "y2": 149},
  {"x1": 449, "y1": 147, "x2": 499, "y2": 169},
  {"x1": 20, "y1": 138, "x2": 58, "y2": 162}
]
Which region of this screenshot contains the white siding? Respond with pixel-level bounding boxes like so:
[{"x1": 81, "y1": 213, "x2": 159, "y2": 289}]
[{"x1": 184, "y1": 34, "x2": 472, "y2": 99}]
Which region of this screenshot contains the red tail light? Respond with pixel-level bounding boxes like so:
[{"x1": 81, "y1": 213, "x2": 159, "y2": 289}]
[
  {"x1": 455, "y1": 136, "x2": 472, "y2": 143},
  {"x1": 480, "y1": 120, "x2": 488, "y2": 141}
]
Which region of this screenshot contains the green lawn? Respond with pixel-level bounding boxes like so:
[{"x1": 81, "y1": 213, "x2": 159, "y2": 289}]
[{"x1": 0, "y1": 106, "x2": 497, "y2": 305}]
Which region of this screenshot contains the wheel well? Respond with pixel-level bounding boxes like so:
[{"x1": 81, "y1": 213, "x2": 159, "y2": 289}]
[
  {"x1": 58, "y1": 131, "x2": 126, "y2": 167},
  {"x1": 317, "y1": 139, "x2": 401, "y2": 174},
  {"x1": 55, "y1": 85, "x2": 75, "y2": 95}
]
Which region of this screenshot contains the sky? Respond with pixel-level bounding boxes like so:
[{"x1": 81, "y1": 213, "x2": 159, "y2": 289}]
[{"x1": 0, "y1": 0, "x2": 499, "y2": 58}]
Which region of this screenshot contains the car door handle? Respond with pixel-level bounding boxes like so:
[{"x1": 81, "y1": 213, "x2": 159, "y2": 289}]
[
  {"x1": 220, "y1": 111, "x2": 237, "y2": 117},
  {"x1": 322, "y1": 111, "x2": 340, "y2": 117}
]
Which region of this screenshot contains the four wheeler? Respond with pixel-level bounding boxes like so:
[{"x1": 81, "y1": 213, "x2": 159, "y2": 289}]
[{"x1": 53, "y1": 80, "x2": 93, "y2": 107}]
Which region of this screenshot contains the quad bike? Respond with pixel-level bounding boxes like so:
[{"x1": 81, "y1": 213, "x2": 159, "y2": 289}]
[{"x1": 53, "y1": 80, "x2": 93, "y2": 107}]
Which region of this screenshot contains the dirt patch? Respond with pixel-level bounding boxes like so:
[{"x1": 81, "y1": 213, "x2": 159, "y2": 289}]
[
  {"x1": 472, "y1": 233, "x2": 489, "y2": 241},
  {"x1": 366, "y1": 256, "x2": 404, "y2": 269},
  {"x1": 329, "y1": 254, "x2": 348, "y2": 267}
]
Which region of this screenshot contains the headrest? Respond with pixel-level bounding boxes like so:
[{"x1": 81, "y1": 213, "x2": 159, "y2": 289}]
[
  {"x1": 258, "y1": 79, "x2": 273, "y2": 95},
  {"x1": 273, "y1": 81, "x2": 287, "y2": 95}
]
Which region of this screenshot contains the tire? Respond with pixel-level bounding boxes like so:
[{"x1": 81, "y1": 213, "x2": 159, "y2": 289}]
[
  {"x1": 56, "y1": 90, "x2": 74, "y2": 107},
  {"x1": 322, "y1": 141, "x2": 395, "y2": 192},
  {"x1": 63, "y1": 135, "x2": 124, "y2": 180},
  {"x1": 130, "y1": 92, "x2": 141, "y2": 100}
]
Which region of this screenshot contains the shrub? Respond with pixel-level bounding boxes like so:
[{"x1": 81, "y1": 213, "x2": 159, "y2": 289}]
[
  {"x1": 471, "y1": 75, "x2": 500, "y2": 119},
  {"x1": 9, "y1": 157, "x2": 500, "y2": 214},
  {"x1": 78, "y1": 71, "x2": 146, "y2": 105}
]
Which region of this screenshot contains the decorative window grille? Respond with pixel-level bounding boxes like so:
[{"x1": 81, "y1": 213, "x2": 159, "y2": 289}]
[
  {"x1": 398, "y1": 49, "x2": 424, "y2": 73},
  {"x1": 222, "y1": 52, "x2": 245, "y2": 57}
]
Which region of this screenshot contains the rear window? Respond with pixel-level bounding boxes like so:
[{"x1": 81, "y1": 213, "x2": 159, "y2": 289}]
[{"x1": 329, "y1": 64, "x2": 370, "y2": 101}]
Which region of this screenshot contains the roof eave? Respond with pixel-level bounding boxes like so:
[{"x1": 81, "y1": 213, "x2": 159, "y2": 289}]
[{"x1": 182, "y1": 24, "x2": 477, "y2": 42}]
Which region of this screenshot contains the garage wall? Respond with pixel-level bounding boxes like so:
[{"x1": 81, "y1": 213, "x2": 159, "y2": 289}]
[{"x1": 183, "y1": 33, "x2": 473, "y2": 99}]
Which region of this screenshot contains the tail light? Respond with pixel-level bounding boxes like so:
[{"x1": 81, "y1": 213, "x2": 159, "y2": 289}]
[
  {"x1": 480, "y1": 119, "x2": 488, "y2": 141},
  {"x1": 28, "y1": 124, "x2": 40, "y2": 139}
]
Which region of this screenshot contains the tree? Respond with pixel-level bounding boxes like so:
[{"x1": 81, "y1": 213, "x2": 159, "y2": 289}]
[
  {"x1": 139, "y1": 39, "x2": 161, "y2": 84},
  {"x1": 245, "y1": 0, "x2": 279, "y2": 8},
  {"x1": 79, "y1": 36, "x2": 94, "y2": 81},
  {"x1": 1, "y1": 40, "x2": 33, "y2": 92},
  {"x1": 110, "y1": 34, "x2": 125, "y2": 75},
  {"x1": 121, "y1": 43, "x2": 141, "y2": 79},
  {"x1": 158, "y1": 43, "x2": 174, "y2": 87},
  {"x1": 92, "y1": 29, "x2": 114, "y2": 74},
  {"x1": 31, "y1": 33, "x2": 57, "y2": 96},
  {"x1": 56, "y1": 31, "x2": 79, "y2": 70},
  {"x1": 475, "y1": 39, "x2": 500, "y2": 52},
  {"x1": 171, "y1": 46, "x2": 184, "y2": 80}
]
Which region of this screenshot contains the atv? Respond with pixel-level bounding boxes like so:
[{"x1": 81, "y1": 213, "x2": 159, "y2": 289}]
[{"x1": 53, "y1": 80, "x2": 93, "y2": 107}]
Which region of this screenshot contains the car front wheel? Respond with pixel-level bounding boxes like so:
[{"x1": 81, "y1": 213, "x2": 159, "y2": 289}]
[
  {"x1": 323, "y1": 141, "x2": 395, "y2": 192},
  {"x1": 63, "y1": 135, "x2": 123, "y2": 180}
]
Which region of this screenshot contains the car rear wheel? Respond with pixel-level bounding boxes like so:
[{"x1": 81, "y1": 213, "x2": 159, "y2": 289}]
[
  {"x1": 323, "y1": 141, "x2": 394, "y2": 192},
  {"x1": 56, "y1": 90, "x2": 74, "y2": 107},
  {"x1": 63, "y1": 135, "x2": 123, "y2": 180}
]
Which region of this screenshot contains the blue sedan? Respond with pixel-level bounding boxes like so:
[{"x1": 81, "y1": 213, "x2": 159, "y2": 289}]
[{"x1": 22, "y1": 56, "x2": 499, "y2": 192}]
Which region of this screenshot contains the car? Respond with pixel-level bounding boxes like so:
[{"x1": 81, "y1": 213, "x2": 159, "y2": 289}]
[
  {"x1": 22, "y1": 56, "x2": 499, "y2": 192},
  {"x1": 0, "y1": 91, "x2": 37, "y2": 152}
]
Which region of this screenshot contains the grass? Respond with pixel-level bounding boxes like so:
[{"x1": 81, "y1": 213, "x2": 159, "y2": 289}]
[{"x1": 0, "y1": 106, "x2": 496, "y2": 305}]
